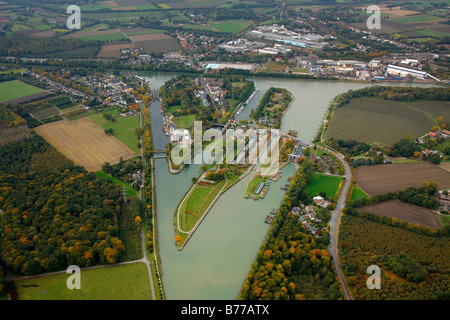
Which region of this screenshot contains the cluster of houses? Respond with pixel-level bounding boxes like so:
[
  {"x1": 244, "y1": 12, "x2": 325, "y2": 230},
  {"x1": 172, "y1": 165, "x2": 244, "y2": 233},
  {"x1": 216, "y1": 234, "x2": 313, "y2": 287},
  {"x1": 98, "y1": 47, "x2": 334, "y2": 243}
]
[
  {"x1": 0, "y1": 16, "x2": 10, "y2": 31},
  {"x1": 416, "y1": 129, "x2": 450, "y2": 159},
  {"x1": 29, "y1": 70, "x2": 91, "y2": 101},
  {"x1": 426, "y1": 129, "x2": 450, "y2": 141},
  {"x1": 176, "y1": 30, "x2": 224, "y2": 53},
  {"x1": 27, "y1": 69, "x2": 146, "y2": 116},
  {"x1": 309, "y1": 153, "x2": 341, "y2": 174},
  {"x1": 290, "y1": 197, "x2": 331, "y2": 238},
  {"x1": 436, "y1": 191, "x2": 450, "y2": 213}
]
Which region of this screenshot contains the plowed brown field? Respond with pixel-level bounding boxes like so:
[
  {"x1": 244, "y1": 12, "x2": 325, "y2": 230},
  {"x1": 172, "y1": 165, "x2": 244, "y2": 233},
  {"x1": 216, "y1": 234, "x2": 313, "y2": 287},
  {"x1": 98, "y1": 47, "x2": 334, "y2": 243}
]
[
  {"x1": 34, "y1": 117, "x2": 136, "y2": 172},
  {"x1": 355, "y1": 162, "x2": 450, "y2": 196}
]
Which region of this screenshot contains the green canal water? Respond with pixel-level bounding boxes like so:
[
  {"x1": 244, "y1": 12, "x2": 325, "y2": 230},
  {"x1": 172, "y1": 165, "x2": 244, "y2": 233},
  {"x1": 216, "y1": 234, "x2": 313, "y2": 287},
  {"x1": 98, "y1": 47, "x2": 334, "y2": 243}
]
[{"x1": 140, "y1": 72, "x2": 437, "y2": 299}]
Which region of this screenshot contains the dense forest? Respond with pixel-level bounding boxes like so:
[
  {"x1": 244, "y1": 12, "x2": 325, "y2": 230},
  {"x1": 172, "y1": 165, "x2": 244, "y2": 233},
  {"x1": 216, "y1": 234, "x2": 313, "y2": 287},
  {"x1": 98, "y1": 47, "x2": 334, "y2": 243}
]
[
  {"x1": 239, "y1": 161, "x2": 342, "y2": 300},
  {"x1": 0, "y1": 133, "x2": 129, "y2": 275},
  {"x1": 339, "y1": 213, "x2": 449, "y2": 300}
]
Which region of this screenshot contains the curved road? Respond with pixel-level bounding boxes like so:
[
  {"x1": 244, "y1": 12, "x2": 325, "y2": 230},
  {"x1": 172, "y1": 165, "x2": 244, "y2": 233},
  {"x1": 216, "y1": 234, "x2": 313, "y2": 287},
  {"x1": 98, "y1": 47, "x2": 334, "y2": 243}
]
[{"x1": 321, "y1": 145, "x2": 353, "y2": 300}]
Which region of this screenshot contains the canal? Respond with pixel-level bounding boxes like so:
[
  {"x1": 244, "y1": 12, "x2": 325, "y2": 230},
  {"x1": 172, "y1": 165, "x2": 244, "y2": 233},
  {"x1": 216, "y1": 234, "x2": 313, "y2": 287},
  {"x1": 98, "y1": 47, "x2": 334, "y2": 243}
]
[{"x1": 139, "y1": 72, "x2": 437, "y2": 299}]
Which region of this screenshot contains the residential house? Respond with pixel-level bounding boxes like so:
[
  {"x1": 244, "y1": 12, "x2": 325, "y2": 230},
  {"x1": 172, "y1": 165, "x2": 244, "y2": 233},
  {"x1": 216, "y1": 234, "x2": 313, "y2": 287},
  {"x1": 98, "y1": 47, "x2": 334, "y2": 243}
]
[
  {"x1": 313, "y1": 195, "x2": 325, "y2": 206},
  {"x1": 436, "y1": 191, "x2": 450, "y2": 212},
  {"x1": 291, "y1": 207, "x2": 301, "y2": 216}
]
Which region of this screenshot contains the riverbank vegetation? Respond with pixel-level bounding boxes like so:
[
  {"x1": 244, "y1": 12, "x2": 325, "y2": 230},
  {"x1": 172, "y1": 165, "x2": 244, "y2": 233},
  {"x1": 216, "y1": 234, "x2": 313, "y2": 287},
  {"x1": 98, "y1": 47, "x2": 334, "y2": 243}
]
[{"x1": 239, "y1": 161, "x2": 343, "y2": 300}]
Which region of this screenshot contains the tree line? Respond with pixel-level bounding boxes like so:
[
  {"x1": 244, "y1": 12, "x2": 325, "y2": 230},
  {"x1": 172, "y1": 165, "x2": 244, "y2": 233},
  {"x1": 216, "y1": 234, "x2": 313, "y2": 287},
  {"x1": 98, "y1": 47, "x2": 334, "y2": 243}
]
[
  {"x1": 239, "y1": 161, "x2": 342, "y2": 300},
  {"x1": 335, "y1": 86, "x2": 450, "y2": 109}
]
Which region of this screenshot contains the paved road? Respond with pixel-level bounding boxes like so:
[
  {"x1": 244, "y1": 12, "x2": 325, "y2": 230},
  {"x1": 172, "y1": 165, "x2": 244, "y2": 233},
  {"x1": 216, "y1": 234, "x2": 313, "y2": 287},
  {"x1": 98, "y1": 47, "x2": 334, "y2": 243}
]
[{"x1": 322, "y1": 145, "x2": 353, "y2": 300}]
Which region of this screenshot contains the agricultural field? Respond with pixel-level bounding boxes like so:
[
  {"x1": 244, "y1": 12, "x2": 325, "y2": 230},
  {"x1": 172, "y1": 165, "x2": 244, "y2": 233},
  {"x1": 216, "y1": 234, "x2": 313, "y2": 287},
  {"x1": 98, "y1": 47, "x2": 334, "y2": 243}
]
[
  {"x1": 128, "y1": 33, "x2": 181, "y2": 53},
  {"x1": 0, "y1": 68, "x2": 26, "y2": 75},
  {"x1": 180, "y1": 19, "x2": 253, "y2": 34},
  {"x1": 97, "y1": 43, "x2": 133, "y2": 58},
  {"x1": 0, "y1": 80, "x2": 46, "y2": 103},
  {"x1": 264, "y1": 62, "x2": 287, "y2": 72},
  {"x1": 416, "y1": 29, "x2": 449, "y2": 38},
  {"x1": 325, "y1": 97, "x2": 441, "y2": 147},
  {"x1": 68, "y1": 29, "x2": 129, "y2": 42},
  {"x1": 56, "y1": 0, "x2": 157, "y2": 11},
  {"x1": 357, "y1": 199, "x2": 442, "y2": 229},
  {"x1": 82, "y1": 23, "x2": 111, "y2": 32},
  {"x1": 355, "y1": 4, "x2": 423, "y2": 18},
  {"x1": 14, "y1": 263, "x2": 152, "y2": 300},
  {"x1": 391, "y1": 14, "x2": 445, "y2": 24},
  {"x1": 439, "y1": 161, "x2": 450, "y2": 173},
  {"x1": 155, "y1": 0, "x2": 247, "y2": 9},
  {"x1": 122, "y1": 28, "x2": 165, "y2": 36},
  {"x1": 307, "y1": 172, "x2": 343, "y2": 200},
  {"x1": 354, "y1": 162, "x2": 450, "y2": 196},
  {"x1": 88, "y1": 109, "x2": 141, "y2": 153},
  {"x1": 24, "y1": 95, "x2": 81, "y2": 122},
  {"x1": 34, "y1": 117, "x2": 136, "y2": 172},
  {"x1": 54, "y1": 46, "x2": 101, "y2": 59},
  {"x1": 407, "y1": 100, "x2": 450, "y2": 122},
  {"x1": 353, "y1": 2, "x2": 449, "y2": 36}
]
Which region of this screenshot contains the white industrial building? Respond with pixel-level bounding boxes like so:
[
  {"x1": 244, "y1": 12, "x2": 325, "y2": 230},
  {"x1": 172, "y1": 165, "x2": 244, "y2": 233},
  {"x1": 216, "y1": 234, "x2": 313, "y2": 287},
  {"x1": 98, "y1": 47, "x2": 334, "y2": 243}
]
[
  {"x1": 386, "y1": 65, "x2": 440, "y2": 81},
  {"x1": 170, "y1": 129, "x2": 191, "y2": 146}
]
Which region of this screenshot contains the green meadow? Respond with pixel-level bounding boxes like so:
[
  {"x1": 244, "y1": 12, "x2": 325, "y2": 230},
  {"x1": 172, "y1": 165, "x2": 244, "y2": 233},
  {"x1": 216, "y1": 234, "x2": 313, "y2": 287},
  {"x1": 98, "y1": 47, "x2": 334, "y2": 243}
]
[
  {"x1": 0, "y1": 80, "x2": 46, "y2": 102},
  {"x1": 88, "y1": 109, "x2": 141, "y2": 153},
  {"x1": 307, "y1": 172, "x2": 343, "y2": 199},
  {"x1": 15, "y1": 263, "x2": 152, "y2": 300},
  {"x1": 350, "y1": 184, "x2": 370, "y2": 201}
]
